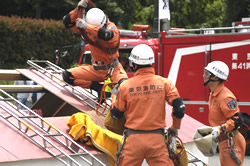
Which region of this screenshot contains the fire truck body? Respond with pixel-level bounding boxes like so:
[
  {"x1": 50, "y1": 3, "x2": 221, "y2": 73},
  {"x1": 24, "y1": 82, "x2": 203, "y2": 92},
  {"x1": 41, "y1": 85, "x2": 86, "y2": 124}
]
[
  {"x1": 159, "y1": 30, "x2": 250, "y2": 125},
  {"x1": 78, "y1": 25, "x2": 250, "y2": 125}
]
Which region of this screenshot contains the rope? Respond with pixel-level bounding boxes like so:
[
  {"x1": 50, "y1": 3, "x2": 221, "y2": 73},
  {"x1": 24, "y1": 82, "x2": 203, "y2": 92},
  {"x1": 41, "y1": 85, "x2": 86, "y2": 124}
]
[
  {"x1": 88, "y1": 0, "x2": 96, "y2": 8},
  {"x1": 95, "y1": 82, "x2": 116, "y2": 116}
]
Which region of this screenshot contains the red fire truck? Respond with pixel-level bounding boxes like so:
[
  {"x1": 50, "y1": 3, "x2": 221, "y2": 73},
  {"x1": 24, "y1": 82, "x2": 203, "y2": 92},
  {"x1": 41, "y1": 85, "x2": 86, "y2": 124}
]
[{"x1": 78, "y1": 24, "x2": 250, "y2": 126}]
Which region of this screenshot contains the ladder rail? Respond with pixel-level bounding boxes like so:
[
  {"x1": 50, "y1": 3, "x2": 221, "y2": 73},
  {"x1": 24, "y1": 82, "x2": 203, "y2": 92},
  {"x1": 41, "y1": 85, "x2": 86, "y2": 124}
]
[
  {"x1": 0, "y1": 89, "x2": 106, "y2": 166},
  {"x1": 27, "y1": 60, "x2": 109, "y2": 115}
]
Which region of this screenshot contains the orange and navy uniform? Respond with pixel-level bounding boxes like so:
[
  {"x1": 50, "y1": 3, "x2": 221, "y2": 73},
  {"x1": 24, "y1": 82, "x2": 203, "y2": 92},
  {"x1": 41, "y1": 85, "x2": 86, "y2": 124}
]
[
  {"x1": 62, "y1": 8, "x2": 127, "y2": 88},
  {"x1": 113, "y1": 67, "x2": 183, "y2": 166},
  {"x1": 209, "y1": 83, "x2": 245, "y2": 166}
]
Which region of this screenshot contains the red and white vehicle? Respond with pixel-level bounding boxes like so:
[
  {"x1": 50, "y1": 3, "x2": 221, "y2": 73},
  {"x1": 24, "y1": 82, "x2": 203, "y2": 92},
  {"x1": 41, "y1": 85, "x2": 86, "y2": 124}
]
[{"x1": 78, "y1": 23, "x2": 250, "y2": 126}]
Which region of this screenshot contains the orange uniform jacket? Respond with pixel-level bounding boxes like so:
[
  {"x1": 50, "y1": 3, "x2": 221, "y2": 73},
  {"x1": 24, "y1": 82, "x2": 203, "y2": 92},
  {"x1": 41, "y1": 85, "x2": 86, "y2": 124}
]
[
  {"x1": 115, "y1": 67, "x2": 181, "y2": 130},
  {"x1": 209, "y1": 83, "x2": 240, "y2": 130}
]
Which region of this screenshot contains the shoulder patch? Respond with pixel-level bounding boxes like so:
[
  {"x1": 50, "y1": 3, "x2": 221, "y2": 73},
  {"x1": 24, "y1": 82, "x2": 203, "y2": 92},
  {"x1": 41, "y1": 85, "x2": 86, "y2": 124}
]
[
  {"x1": 107, "y1": 26, "x2": 116, "y2": 30},
  {"x1": 227, "y1": 100, "x2": 237, "y2": 110}
]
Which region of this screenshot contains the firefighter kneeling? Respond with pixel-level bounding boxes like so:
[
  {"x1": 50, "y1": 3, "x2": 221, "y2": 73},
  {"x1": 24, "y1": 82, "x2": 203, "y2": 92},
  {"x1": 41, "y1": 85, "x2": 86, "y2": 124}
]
[{"x1": 110, "y1": 44, "x2": 187, "y2": 166}]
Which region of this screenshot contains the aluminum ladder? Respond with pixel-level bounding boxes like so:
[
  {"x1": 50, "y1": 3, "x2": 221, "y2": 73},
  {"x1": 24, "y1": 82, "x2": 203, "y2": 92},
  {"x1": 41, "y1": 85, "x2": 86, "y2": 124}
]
[
  {"x1": 0, "y1": 89, "x2": 106, "y2": 166},
  {"x1": 186, "y1": 149, "x2": 209, "y2": 166},
  {"x1": 27, "y1": 60, "x2": 110, "y2": 116}
]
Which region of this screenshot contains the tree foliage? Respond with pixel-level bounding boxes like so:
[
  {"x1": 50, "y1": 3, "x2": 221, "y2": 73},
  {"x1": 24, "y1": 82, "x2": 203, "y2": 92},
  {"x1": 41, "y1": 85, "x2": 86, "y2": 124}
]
[
  {"x1": 223, "y1": 0, "x2": 250, "y2": 26},
  {"x1": 0, "y1": 0, "x2": 249, "y2": 30}
]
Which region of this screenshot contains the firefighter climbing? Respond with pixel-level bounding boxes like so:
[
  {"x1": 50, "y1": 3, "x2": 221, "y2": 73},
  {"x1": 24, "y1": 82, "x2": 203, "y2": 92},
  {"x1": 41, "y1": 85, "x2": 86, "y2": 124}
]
[{"x1": 62, "y1": 0, "x2": 128, "y2": 102}]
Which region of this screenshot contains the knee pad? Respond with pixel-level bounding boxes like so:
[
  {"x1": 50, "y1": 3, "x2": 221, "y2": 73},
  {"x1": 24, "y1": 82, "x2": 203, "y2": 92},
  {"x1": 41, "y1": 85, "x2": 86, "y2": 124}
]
[
  {"x1": 172, "y1": 97, "x2": 186, "y2": 119},
  {"x1": 98, "y1": 28, "x2": 114, "y2": 41},
  {"x1": 62, "y1": 70, "x2": 75, "y2": 85}
]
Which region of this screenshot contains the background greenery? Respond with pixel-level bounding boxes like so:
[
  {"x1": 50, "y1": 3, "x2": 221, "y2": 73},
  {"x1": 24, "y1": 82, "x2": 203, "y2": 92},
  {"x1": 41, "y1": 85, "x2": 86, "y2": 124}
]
[{"x1": 0, "y1": 0, "x2": 249, "y2": 69}]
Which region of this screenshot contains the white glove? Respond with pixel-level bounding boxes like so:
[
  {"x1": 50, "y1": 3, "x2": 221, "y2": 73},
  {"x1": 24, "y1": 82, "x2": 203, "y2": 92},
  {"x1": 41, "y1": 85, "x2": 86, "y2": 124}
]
[
  {"x1": 77, "y1": 0, "x2": 88, "y2": 9},
  {"x1": 111, "y1": 84, "x2": 119, "y2": 95},
  {"x1": 211, "y1": 126, "x2": 220, "y2": 140},
  {"x1": 76, "y1": 18, "x2": 87, "y2": 29}
]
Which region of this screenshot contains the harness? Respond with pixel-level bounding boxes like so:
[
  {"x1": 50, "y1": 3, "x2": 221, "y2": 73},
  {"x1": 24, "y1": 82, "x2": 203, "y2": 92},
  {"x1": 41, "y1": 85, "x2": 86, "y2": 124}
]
[
  {"x1": 80, "y1": 27, "x2": 120, "y2": 77},
  {"x1": 115, "y1": 129, "x2": 164, "y2": 165},
  {"x1": 218, "y1": 129, "x2": 241, "y2": 165},
  {"x1": 93, "y1": 59, "x2": 119, "y2": 70},
  {"x1": 218, "y1": 129, "x2": 239, "y2": 142}
]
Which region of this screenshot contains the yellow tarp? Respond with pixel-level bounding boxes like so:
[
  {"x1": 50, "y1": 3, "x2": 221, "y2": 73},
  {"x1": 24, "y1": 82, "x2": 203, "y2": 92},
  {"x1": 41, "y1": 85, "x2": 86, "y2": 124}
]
[{"x1": 67, "y1": 112, "x2": 123, "y2": 166}]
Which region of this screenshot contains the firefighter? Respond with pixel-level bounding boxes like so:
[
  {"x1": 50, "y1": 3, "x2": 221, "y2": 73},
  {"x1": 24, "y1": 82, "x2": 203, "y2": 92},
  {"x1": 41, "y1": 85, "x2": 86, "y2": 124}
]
[
  {"x1": 110, "y1": 44, "x2": 186, "y2": 166},
  {"x1": 203, "y1": 61, "x2": 246, "y2": 166},
  {"x1": 62, "y1": 1, "x2": 128, "y2": 100}
]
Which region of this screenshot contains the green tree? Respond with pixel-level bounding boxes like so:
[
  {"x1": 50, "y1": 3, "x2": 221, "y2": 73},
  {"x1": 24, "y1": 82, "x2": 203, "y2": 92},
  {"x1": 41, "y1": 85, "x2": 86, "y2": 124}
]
[
  {"x1": 223, "y1": 0, "x2": 250, "y2": 26},
  {"x1": 170, "y1": 0, "x2": 225, "y2": 28}
]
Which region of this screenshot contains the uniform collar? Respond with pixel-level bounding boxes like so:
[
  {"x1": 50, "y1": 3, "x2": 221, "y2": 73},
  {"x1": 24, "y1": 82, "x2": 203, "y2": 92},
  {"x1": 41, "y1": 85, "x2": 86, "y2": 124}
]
[
  {"x1": 212, "y1": 83, "x2": 224, "y2": 97},
  {"x1": 134, "y1": 67, "x2": 155, "y2": 76}
]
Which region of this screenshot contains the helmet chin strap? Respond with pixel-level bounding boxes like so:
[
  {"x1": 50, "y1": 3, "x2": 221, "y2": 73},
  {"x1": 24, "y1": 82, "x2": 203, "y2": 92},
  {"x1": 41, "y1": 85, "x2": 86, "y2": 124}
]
[{"x1": 203, "y1": 77, "x2": 217, "y2": 86}]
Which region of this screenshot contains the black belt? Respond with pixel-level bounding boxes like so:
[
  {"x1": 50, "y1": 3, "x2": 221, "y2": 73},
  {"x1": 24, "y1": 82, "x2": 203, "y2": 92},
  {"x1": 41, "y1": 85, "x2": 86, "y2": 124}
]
[
  {"x1": 218, "y1": 129, "x2": 239, "y2": 142},
  {"x1": 93, "y1": 59, "x2": 119, "y2": 70},
  {"x1": 126, "y1": 128, "x2": 165, "y2": 137}
]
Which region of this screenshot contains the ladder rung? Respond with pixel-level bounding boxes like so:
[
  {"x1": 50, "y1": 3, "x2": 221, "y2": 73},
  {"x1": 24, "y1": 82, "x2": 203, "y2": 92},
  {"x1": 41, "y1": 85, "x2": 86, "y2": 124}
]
[
  {"x1": 55, "y1": 153, "x2": 64, "y2": 158},
  {"x1": 43, "y1": 133, "x2": 63, "y2": 137},
  {"x1": 69, "y1": 152, "x2": 88, "y2": 156},
  {"x1": 189, "y1": 159, "x2": 200, "y2": 162},
  {"x1": 19, "y1": 115, "x2": 39, "y2": 118},
  {"x1": 4, "y1": 115, "x2": 13, "y2": 119},
  {"x1": 51, "y1": 71, "x2": 62, "y2": 74}
]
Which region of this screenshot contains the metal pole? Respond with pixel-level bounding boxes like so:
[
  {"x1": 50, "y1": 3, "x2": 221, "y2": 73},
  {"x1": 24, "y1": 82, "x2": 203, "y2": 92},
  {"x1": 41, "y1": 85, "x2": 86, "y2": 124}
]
[{"x1": 153, "y1": 0, "x2": 159, "y2": 38}]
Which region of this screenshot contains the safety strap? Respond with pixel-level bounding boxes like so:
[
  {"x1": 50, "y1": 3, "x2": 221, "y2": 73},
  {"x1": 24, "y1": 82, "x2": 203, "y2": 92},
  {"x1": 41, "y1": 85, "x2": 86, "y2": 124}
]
[
  {"x1": 227, "y1": 133, "x2": 241, "y2": 165},
  {"x1": 115, "y1": 130, "x2": 128, "y2": 165},
  {"x1": 93, "y1": 59, "x2": 119, "y2": 70}
]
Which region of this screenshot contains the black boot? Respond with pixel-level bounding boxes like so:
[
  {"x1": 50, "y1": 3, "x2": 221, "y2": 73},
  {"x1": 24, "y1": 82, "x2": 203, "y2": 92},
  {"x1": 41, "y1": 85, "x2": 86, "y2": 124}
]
[{"x1": 90, "y1": 81, "x2": 103, "y2": 100}]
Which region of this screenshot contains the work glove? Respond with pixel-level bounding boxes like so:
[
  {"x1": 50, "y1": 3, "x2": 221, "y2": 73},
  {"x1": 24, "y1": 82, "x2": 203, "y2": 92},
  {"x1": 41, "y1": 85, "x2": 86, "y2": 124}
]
[
  {"x1": 111, "y1": 84, "x2": 119, "y2": 95},
  {"x1": 77, "y1": 0, "x2": 88, "y2": 10},
  {"x1": 167, "y1": 127, "x2": 178, "y2": 136},
  {"x1": 211, "y1": 126, "x2": 221, "y2": 140},
  {"x1": 76, "y1": 18, "x2": 87, "y2": 29}
]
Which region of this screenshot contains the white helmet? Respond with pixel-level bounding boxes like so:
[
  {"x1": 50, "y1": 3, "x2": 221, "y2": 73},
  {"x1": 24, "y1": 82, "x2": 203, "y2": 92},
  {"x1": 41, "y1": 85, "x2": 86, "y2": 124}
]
[
  {"x1": 129, "y1": 44, "x2": 155, "y2": 65},
  {"x1": 86, "y1": 8, "x2": 106, "y2": 28},
  {"x1": 204, "y1": 61, "x2": 229, "y2": 80}
]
